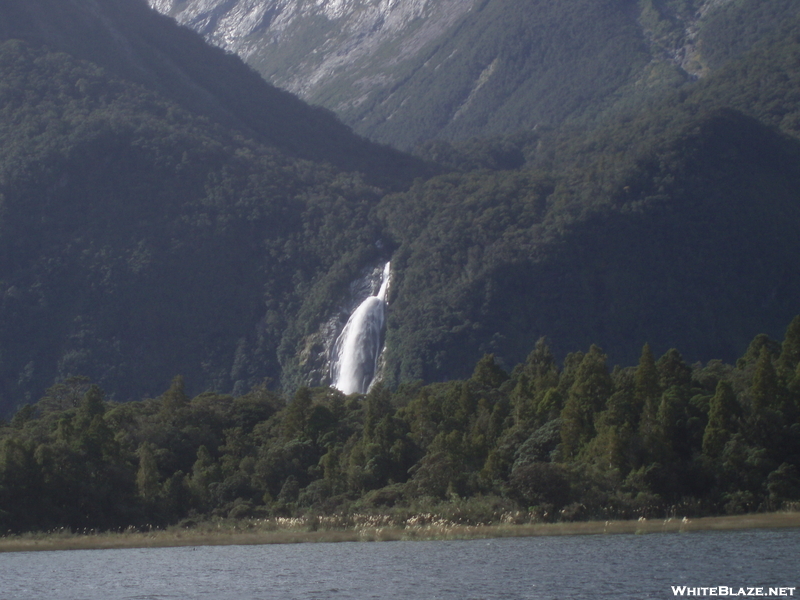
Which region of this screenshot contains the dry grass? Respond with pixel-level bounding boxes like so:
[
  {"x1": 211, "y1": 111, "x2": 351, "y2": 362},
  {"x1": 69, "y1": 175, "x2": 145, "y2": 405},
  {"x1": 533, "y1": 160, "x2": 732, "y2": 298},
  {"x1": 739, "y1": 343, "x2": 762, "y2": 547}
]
[{"x1": 1, "y1": 511, "x2": 798, "y2": 553}]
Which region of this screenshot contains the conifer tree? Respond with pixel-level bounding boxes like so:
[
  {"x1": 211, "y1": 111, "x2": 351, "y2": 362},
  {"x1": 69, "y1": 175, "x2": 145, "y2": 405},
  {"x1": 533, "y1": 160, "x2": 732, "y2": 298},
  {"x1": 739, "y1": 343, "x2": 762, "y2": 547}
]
[
  {"x1": 703, "y1": 381, "x2": 739, "y2": 458},
  {"x1": 560, "y1": 345, "x2": 612, "y2": 458},
  {"x1": 511, "y1": 338, "x2": 559, "y2": 429},
  {"x1": 655, "y1": 348, "x2": 691, "y2": 391},
  {"x1": 590, "y1": 388, "x2": 637, "y2": 473},
  {"x1": 788, "y1": 362, "x2": 800, "y2": 419},
  {"x1": 470, "y1": 354, "x2": 509, "y2": 391},
  {"x1": 751, "y1": 346, "x2": 780, "y2": 414},
  {"x1": 655, "y1": 386, "x2": 687, "y2": 460},
  {"x1": 737, "y1": 334, "x2": 781, "y2": 370},
  {"x1": 520, "y1": 338, "x2": 559, "y2": 390},
  {"x1": 778, "y1": 315, "x2": 800, "y2": 380},
  {"x1": 76, "y1": 385, "x2": 106, "y2": 422},
  {"x1": 536, "y1": 388, "x2": 564, "y2": 426},
  {"x1": 160, "y1": 375, "x2": 189, "y2": 416},
  {"x1": 364, "y1": 383, "x2": 393, "y2": 443},
  {"x1": 634, "y1": 343, "x2": 660, "y2": 430},
  {"x1": 136, "y1": 442, "x2": 160, "y2": 502},
  {"x1": 282, "y1": 387, "x2": 313, "y2": 439},
  {"x1": 189, "y1": 445, "x2": 219, "y2": 509}
]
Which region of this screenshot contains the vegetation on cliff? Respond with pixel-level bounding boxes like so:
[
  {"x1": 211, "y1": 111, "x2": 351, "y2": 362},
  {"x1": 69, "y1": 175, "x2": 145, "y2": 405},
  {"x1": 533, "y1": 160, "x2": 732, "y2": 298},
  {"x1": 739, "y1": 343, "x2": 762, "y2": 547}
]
[{"x1": 1, "y1": 0, "x2": 799, "y2": 491}]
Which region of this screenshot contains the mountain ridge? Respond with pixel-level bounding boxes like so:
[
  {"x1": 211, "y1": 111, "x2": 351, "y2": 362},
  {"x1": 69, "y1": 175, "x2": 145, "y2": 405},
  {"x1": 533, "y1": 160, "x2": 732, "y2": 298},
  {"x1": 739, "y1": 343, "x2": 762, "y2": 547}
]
[
  {"x1": 0, "y1": 0, "x2": 427, "y2": 184},
  {"x1": 1, "y1": 0, "x2": 799, "y2": 417},
  {"x1": 149, "y1": 0, "x2": 771, "y2": 149},
  {"x1": 0, "y1": 10, "x2": 402, "y2": 412}
]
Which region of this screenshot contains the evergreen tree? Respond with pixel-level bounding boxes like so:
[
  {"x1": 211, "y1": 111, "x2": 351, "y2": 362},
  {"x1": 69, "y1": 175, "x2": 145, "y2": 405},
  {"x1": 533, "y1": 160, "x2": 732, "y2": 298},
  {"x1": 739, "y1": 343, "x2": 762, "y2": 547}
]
[
  {"x1": 634, "y1": 344, "x2": 659, "y2": 405},
  {"x1": 0, "y1": 438, "x2": 42, "y2": 532},
  {"x1": 560, "y1": 345, "x2": 612, "y2": 458},
  {"x1": 74, "y1": 385, "x2": 106, "y2": 435},
  {"x1": 470, "y1": 354, "x2": 509, "y2": 391},
  {"x1": 511, "y1": 338, "x2": 560, "y2": 429},
  {"x1": 777, "y1": 315, "x2": 800, "y2": 380},
  {"x1": 189, "y1": 445, "x2": 220, "y2": 509},
  {"x1": 536, "y1": 388, "x2": 564, "y2": 424},
  {"x1": 737, "y1": 334, "x2": 781, "y2": 370},
  {"x1": 160, "y1": 375, "x2": 189, "y2": 417},
  {"x1": 751, "y1": 346, "x2": 780, "y2": 414},
  {"x1": 703, "y1": 381, "x2": 739, "y2": 458},
  {"x1": 788, "y1": 362, "x2": 800, "y2": 419},
  {"x1": 655, "y1": 348, "x2": 692, "y2": 391},
  {"x1": 320, "y1": 444, "x2": 346, "y2": 495},
  {"x1": 282, "y1": 387, "x2": 314, "y2": 439},
  {"x1": 655, "y1": 386, "x2": 688, "y2": 461},
  {"x1": 634, "y1": 343, "x2": 661, "y2": 432},
  {"x1": 589, "y1": 388, "x2": 637, "y2": 473},
  {"x1": 364, "y1": 383, "x2": 393, "y2": 443},
  {"x1": 136, "y1": 442, "x2": 160, "y2": 502}
]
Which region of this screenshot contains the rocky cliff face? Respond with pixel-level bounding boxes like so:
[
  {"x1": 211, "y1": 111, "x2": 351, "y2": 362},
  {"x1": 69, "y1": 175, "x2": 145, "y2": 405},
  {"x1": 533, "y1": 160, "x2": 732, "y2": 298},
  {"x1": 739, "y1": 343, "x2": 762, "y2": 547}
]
[
  {"x1": 150, "y1": 0, "x2": 751, "y2": 149},
  {"x1": 150, "y1": 0, "x2": 476, "y2": 100}
]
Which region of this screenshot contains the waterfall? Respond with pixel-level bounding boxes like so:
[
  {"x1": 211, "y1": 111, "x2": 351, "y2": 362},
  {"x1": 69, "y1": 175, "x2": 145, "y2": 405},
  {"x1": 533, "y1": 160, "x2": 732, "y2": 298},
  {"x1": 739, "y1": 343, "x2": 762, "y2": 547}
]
[{"x1": 331, "y1": 262, "x2": 391, "y2": 395}]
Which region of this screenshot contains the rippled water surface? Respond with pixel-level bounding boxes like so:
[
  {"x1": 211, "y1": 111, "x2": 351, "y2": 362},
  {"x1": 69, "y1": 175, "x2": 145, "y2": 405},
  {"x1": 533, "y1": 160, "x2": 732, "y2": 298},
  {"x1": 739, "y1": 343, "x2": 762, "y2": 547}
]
[{"x1": 1, "y1": 528, "x2": 798, "y2": 599}]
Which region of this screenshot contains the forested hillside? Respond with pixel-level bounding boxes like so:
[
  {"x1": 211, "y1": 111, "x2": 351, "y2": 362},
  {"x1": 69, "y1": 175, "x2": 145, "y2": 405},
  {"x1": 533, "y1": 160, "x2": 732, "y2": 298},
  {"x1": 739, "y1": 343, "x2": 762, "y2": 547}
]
[
  {"x1": 1, "y1": 0, "x2": 799, "y2": 436},
  {"x1": 2, "y1": 317, "x2": 799, "y2": 532},
  {"x1": 0, "y1": 38, "x2": 400, "y2": 413},
  {"x1": 374, "y1": 6, "x2": 800, "y2": 385},
  {"x1": 0, "y1": 0, "x2": 425, "y2": 183},
  {"x1": 0, "y1": 0, "x2": 438, "y2": 418},
  {"x1": 1, "y1": 0, "x2": 800, "y2": 532}
]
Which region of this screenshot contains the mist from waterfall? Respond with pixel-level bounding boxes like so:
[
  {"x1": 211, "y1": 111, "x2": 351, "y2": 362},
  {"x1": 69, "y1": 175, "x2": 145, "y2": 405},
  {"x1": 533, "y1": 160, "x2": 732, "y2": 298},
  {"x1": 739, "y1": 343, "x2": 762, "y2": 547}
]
[{"x1": 331, "y1": 262, "x2": 391, "y2": 395}]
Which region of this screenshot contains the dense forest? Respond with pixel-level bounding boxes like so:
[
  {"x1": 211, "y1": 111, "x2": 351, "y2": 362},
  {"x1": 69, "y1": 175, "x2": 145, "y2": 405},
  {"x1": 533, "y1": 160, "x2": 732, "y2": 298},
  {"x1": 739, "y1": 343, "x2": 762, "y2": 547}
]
[
  {"x1": 0, "y1": 37, "x2": 402, "y2": 411},
  {"x1": 2, "y1": 0, "x2": 800, "y2": 416},
  {"x1": 0, "y1": 0, "x2": 426, "y2": 183},
  {"x1": 1, "y1": 0, "x2": 800, "y2": 533},
  {"x1": 1, "y1": 316, "x2": 799, "y2": 533}
]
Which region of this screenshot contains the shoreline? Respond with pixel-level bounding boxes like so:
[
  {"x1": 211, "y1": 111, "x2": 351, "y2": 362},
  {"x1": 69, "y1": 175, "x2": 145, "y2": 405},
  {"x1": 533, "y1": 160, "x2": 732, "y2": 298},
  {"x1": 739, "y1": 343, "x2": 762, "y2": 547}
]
[{"x1": 1, "y1": 512, "x2": 798, "y2": 553}]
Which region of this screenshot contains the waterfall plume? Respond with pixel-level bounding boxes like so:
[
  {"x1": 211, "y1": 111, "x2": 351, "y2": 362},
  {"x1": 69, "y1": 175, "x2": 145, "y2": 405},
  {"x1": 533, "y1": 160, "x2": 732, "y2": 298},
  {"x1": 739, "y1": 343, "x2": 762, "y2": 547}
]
[{"x1": 331, "y1": 262, "x2": 391, "y2": 395}]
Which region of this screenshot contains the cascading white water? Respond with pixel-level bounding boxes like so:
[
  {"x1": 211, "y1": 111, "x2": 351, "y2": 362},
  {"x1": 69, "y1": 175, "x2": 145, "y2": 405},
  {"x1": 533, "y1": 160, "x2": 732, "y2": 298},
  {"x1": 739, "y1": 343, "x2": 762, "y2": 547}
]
[{"x1": 331, "y1": 262, "x2": 391, "y2": 395}]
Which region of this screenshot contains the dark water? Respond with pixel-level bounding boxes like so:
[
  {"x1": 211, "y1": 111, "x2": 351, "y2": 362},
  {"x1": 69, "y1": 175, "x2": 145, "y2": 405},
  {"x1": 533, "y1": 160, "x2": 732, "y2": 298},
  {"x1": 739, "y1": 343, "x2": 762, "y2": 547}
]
[{"x1": 1, "y1": 528, "x2": 798, "y2": 599}]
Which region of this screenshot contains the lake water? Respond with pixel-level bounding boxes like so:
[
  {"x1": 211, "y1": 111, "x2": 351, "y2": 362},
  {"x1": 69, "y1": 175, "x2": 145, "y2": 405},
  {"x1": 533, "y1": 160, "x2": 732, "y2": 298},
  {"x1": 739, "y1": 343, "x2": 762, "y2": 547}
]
[{"x1": 1, "y1": 528, "x2": 798, "y2": 599}]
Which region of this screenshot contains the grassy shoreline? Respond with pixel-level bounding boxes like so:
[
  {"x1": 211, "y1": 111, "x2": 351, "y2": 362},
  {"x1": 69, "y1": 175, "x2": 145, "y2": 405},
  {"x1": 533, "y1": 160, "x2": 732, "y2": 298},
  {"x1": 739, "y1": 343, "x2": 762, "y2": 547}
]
[{"x1": 1, "y1": 512, "x2": 798, "y2": 553}]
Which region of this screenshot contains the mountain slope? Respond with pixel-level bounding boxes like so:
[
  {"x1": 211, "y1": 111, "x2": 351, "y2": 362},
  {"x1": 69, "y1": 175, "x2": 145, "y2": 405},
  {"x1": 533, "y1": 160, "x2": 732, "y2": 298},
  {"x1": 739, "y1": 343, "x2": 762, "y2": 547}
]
[
  {"x1": 1, "y1": 0, "x2": 799, "y2": 419},
  {"x1": 0, "y1": 0, "x2": 426, "y2": 185},
  {"x1": 151, "y1": 0, "x2": 800, "y2": 150},
  {"x1": 376, "y1": 108, "x2": 800, "y2": 384},
  {"x1": 151, "y1": 0, "x2": 653, "y2": 148},
  {"x1": 371, "y1": 14, "x2": 800, "y2": 383},
  {"x1": 0, "y1": 0, "x2": 414, "y2": 414}
]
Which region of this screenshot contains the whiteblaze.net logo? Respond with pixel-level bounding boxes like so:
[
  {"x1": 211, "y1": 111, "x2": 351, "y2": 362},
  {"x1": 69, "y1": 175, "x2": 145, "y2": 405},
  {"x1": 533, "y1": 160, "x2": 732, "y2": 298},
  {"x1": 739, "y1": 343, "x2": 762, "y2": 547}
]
[{"x1": 672, "y1": 587, "x2": 797, "y2": 597}]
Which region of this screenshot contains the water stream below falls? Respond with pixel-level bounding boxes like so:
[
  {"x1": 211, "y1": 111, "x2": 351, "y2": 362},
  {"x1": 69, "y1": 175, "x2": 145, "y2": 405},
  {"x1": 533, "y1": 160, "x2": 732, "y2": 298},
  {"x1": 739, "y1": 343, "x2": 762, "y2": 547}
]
[{"x1": 330, "y1": 262, "x2": 391, "y2": 395}]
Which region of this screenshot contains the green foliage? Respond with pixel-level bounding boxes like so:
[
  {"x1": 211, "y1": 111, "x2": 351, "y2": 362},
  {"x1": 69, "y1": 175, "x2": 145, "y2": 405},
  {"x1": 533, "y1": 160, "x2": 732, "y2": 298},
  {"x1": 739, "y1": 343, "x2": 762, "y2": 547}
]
[
  {"x1": 136, "y1": 442, "x2": 160, "y2": 502},
  {"x1": 0, "y1": 36, "x2": 406, "y2": 413},
  {"x1": 1, "y1": 1, "x2": 800, "y2": 529},
  {"x1": 778, "y1": 316, "x2": 800, "y2": 380},
  {"x1": 702, "y1": 381, "x2": 740, "y2": 458},
  {"x1": 1, "y1": 316, "x2": 799, "y2": 532},
  {"x1": 560, "y1": 346, "x2": 612, "y2": 458},
  {"x1": 379, "y1": 101, "x2": 800, "y2": 387},
  {"x1": 0, "y1": 0, "x2": 427, "y2": 186},
  {"x1": 751, "y1": 348, "x2": 780, "y2": 414},
  {"x1": 3, "y1": 0, "x2": 800, "y2": 421}
]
